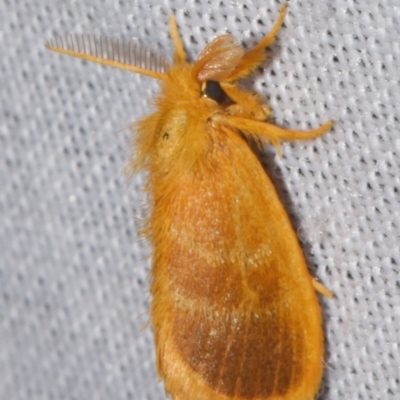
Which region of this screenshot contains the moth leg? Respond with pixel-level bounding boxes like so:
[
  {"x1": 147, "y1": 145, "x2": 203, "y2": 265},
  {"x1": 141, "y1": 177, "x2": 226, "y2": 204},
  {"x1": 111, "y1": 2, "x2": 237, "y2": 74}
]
[
  {"x1": 249, "y1": 3, "x2": 288, "y2": 53},
  {"x1": 169, "y1": 15, "x2": 186, "y2": 63},
  {"x1": 212, "y1": 115, "x2": 332, "y2": 155},
  {"x1": 221, "y1": 83, "x2": 273, "y2": 121},
  {"x1": 312, "y1": 278, "x2": 334, "y2": 299},
  {"x1": 256, "y1": 120, "x2": 333, "y2": 153},
  {"x1": 227, "y1": 3, "x2": 287, "y2": 81}
]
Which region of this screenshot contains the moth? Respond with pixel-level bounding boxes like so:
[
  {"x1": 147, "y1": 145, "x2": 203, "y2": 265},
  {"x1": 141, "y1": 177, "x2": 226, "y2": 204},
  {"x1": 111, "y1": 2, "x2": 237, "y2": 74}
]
[{"x1": 46, "y1": 4, "x2": 333, "y2": 400}]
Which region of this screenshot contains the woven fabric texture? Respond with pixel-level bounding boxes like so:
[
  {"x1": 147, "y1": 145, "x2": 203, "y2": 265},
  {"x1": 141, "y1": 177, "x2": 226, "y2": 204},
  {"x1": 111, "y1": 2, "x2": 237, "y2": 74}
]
[{"x1": 1, "y1": 0, "x2": 399, "y2": 399}]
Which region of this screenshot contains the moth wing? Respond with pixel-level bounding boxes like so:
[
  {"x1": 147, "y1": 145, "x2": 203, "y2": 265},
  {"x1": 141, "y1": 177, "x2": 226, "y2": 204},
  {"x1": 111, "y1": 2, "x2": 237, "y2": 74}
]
[
  {"x1": 151, "y1": 129, "x2": 323, "y2": 400},
  {"x1": 46, "y1": 35, "x2": 169, "y2": 79},
  {"x1": 196, "y1": 35, "x2": 244, "y2": 82}
]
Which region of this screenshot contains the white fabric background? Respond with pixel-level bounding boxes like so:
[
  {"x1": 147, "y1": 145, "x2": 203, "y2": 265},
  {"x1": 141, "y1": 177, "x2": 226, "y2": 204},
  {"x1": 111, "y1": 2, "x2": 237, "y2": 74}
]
[{"x1": 1, "y1": 0, "x2": 399, "y2": 399}]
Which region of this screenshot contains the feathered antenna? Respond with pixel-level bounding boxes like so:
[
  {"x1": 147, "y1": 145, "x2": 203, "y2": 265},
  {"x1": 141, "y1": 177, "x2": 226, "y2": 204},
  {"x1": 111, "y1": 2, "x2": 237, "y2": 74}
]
[{"x1": 46, "y1": 34, "x2": 169, "y2": 80}]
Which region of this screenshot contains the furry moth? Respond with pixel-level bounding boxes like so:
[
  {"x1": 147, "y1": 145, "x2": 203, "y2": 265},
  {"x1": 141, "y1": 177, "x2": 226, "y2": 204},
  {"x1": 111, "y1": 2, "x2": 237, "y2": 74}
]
[{"x1": 46, "y1": 4, "x2": 333, "y2": 400}]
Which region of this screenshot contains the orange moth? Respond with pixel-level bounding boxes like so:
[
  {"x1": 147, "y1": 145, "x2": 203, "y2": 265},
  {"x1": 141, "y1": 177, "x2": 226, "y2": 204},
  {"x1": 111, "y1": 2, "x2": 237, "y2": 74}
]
[{"x1": 46, "y1": 4, "x2": 334, "y2": 400}]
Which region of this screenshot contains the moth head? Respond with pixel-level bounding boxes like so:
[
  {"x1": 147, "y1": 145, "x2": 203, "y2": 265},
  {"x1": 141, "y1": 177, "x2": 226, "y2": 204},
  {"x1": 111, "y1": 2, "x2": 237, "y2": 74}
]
[{"x1": 46, "y1": 10, "x2": 285, "y2": 172}]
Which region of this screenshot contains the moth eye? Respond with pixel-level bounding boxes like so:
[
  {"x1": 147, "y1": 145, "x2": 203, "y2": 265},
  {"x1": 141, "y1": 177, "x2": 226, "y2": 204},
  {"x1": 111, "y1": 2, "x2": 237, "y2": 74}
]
[{"x1": 201, "y1": 80, "x2": 233, "y2": 105}]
